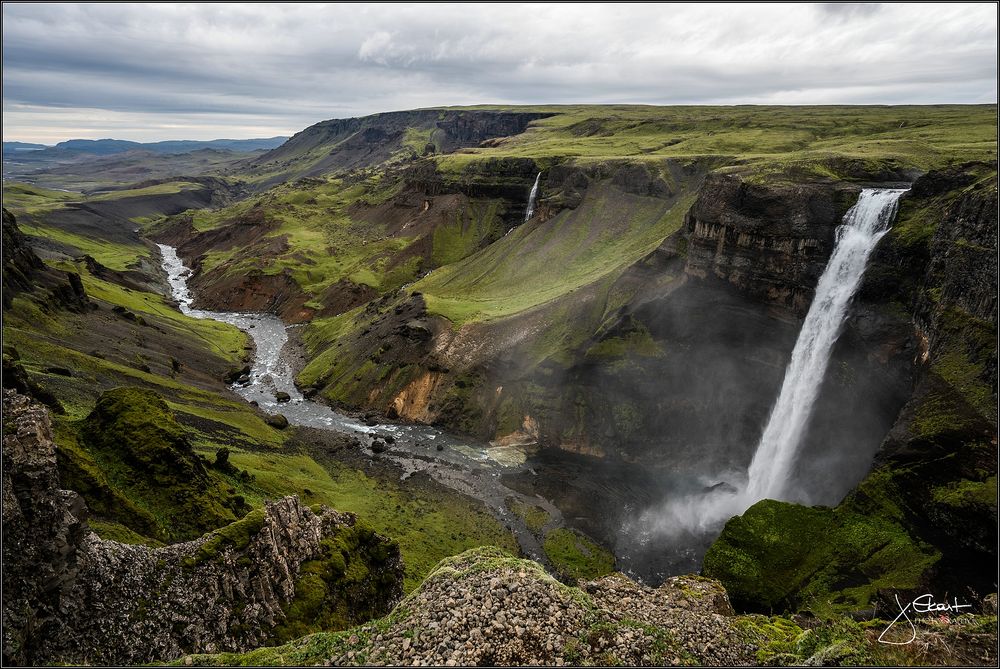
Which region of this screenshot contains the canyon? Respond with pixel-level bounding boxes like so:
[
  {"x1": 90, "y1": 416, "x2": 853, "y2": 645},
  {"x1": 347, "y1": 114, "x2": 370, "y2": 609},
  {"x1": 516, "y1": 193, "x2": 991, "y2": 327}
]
[{"x1": 2, "y1": 105, "x2": 996, "y2": 665}]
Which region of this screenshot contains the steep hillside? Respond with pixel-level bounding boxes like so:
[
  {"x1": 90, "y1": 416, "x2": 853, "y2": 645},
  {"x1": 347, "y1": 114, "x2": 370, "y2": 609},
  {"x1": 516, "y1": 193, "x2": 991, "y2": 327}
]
[{"x1": 240, "y1": 109, "x2": 551, "y2": 187}]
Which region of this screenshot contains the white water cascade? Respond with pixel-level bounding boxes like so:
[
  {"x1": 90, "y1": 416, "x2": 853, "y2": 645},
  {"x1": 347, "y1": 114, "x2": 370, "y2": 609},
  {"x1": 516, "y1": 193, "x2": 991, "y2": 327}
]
[
  {"x1": 635, "y1": 187, "x2": 908, "y2": 542},
  {"x1": 745, "y1": 187, "x2": 908, "y2": 501},
  {"x1": 524, "y1": 172, "x2": 541, "y2": 222}
]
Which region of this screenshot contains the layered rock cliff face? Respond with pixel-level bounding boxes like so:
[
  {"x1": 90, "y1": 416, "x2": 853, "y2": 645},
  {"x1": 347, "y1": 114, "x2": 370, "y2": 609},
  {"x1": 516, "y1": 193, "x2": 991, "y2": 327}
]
[
  {"x1": 684, "y1": 172, "x2": 860, "y2": 317},
  {"x1": 1, "y1": 390, "x2": 404, "y2": 666},
  {"x1": 704, "y1": 164, "x2": 998, "y2": 615}
]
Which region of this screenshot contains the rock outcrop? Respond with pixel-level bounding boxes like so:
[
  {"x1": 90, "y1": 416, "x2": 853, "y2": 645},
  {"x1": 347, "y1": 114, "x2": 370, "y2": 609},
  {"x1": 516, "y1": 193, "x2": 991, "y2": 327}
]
[
  {"x1": 182, "y1": 546, "x2": 999, "y2": 667},
  {"x1": 2, "y1": 207, "x2": 90, "y2": 312},
  {"x1": 63, "y1": 386, "x2": 250, "y2": 542},
  {"x1": 684, "y1": 173, "x2": 859, "y2": 317},
  {"x1": 1, "y1": 390, "x2": 404, "y2": 666},
  {"x1": 2, "y1": 208, "x2": 46, "y2": 302}
]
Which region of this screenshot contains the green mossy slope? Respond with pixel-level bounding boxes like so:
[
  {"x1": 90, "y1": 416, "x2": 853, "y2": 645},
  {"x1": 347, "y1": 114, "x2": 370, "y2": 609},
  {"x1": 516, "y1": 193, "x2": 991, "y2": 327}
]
[
  {"x1": 70, "y1": 387, "x2": 250, "y2": 542},
  {"x1": 703, "y1": 500, "x2": 938, "y2": 615}
]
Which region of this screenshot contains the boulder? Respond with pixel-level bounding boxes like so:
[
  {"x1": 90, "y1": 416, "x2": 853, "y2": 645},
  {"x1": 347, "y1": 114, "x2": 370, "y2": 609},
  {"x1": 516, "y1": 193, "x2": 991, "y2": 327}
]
[{"x1": 265, "y1": 414, "x2": 289, "y2": 429}]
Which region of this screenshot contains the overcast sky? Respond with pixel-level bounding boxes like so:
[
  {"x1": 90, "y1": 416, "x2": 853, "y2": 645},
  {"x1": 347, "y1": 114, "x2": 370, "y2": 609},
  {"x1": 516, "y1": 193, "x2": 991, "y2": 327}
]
[{"x1": 2, "y1": 2, "x2": 997, "y2": 143}]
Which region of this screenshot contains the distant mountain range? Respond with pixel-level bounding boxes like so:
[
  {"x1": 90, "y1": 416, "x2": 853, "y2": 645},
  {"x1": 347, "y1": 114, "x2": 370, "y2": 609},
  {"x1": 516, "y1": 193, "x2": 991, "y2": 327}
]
[
  {"x1": 3, "y1": 141, "x2": 49, "y2": 152},
  {"x1": 3, "y1": 136, "x2": 288, "y2": 157}
]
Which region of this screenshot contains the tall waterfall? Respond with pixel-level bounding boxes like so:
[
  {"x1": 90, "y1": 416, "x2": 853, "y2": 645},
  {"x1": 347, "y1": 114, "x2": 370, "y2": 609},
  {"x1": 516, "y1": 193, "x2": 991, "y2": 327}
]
[
  {"x1": 633, "y1": 187, "x2": 908, "y2": 547},
  {"x1": 744, "y1": 188, "x2": 907, "y2": 501},
  {"x1": 524, "y1": 172, "x2": 541, "y2": 222}
]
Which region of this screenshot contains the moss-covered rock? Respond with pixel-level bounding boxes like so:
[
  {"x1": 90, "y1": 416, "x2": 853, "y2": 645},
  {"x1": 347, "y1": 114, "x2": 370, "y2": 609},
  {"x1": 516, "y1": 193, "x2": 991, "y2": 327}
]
[
  {"x1": 272, "y1": 519, "x2": 404, "y2": 643},
  {"x1": 73, "y1": 386, "x2": 249, "y2": 542},
  {"x1": 703, "y1": 500, "x2": 938, "y2": 616}
]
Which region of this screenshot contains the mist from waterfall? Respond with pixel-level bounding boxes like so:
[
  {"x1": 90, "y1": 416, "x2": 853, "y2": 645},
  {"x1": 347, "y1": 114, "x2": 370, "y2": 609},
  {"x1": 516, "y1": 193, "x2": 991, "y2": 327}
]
[
  {"x1": 524, "y1": 172, "x2": 541, "y2": 222},
  {"x1": 633, "y1": 187, "x2": 908, "y2": 544}
]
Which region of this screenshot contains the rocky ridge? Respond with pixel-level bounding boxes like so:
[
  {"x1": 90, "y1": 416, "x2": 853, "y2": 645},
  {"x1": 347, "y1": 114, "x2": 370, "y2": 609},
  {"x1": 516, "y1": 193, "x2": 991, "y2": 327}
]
[
  {"x1": 183, "y1": 546, "x2": 999, "y2": 667},
  {"x1": 1, "y1": 390, "x2": 403, "y2": 666}
]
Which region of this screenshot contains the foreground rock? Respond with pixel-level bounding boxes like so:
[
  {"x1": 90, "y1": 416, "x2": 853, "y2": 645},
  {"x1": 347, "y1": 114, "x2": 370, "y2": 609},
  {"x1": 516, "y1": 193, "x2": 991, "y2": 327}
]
[
  {"x1": 1, "y1": 390, "x2": 403, "y2": 666},
  {"x1": 182, "y1": 546, "x2": 998, "y2": 667}
]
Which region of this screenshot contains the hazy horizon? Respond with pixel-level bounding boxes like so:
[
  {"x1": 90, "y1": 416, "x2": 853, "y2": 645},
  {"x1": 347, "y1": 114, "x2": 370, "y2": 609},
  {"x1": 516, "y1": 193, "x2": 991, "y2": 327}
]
[
  {"x1": 4, "y1": 102, "x2": 999, "y2": 146},
  {"x1": 3, "y1": 3, "x2": 997, "y2": 143}
]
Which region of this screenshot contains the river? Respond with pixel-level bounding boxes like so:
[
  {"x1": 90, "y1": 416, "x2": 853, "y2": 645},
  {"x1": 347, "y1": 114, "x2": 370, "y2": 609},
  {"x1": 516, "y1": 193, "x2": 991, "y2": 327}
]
[
  {"x1": 158, "y1": 243, "x2": 562, "y2": 563},
  {"x1": 158, "y1": 243, "x2": 708, "y2": 582}
]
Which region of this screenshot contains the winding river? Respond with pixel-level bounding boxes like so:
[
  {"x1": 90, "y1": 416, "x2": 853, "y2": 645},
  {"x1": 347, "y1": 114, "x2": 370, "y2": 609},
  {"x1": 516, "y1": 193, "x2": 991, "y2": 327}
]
[
  {"x1": 158, "y1": 244, "x2": 558, "y2": 562},
  {"x1": 158, "y1": 243, "x2": 711, "y2": 583}
]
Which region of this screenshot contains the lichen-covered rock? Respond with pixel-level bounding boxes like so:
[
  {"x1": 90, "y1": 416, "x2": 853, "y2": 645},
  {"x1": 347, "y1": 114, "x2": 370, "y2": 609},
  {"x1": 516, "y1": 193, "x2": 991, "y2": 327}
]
[
  {"x1": 182, "y1": 546, "x2": 755, "y2": 667},
  {"x1": 1, "y1": 390, "x2": 404, "y2": 666},
  {"x1": 181, "y1": 547, "x2": 998, "y2": 668}
]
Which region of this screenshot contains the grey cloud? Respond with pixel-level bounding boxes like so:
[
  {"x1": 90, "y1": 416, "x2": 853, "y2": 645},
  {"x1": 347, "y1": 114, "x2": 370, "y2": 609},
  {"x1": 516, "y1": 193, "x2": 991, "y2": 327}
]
[
  {"x1": 816, "y1": 3, "x2": 883, "y2": 20},
  {"x1": 2, "y1": 2, "x2": 996, "y2": 142}
]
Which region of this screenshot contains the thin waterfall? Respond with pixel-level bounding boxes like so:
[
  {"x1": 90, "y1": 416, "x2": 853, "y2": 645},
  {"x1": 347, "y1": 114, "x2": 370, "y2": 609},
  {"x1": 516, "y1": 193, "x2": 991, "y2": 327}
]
[
  {"x1": 524, "y1": 172, "x2": 541, "y2": 222},
  {"x1": 745, "y1": 187, "x2": 908, "y2": 501}
]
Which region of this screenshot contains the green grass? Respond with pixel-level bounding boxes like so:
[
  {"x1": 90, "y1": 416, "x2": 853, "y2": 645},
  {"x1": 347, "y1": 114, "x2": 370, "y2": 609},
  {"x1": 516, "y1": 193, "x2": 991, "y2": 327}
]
[
  {"x1": 2, "y1": 182, "x2": 81, "y2": 211},
  {"x1": 74, "y1": 264, "x2": 248, "y2": 366},
  {"x1": 506, "y1": 498, "x2": 551, "y2": 534},
  {"x1": 88, "y1": 518, "x2": 165, "y2": 547},
  {"x1": 169, "y1": 401, "x2": 285, "y2": 449},
  {"x1": 432, "y1": 104, "x2": 996, "y2": 171},
  {"x1": 87, "y1": 180, "x2": 200, "y2": 200},
  {"x1": 207, "y1": 446, "x2": 519, "y2": 593},
  {"x1": 415, "y1": 185, "x2": 695, "y2": 324},
  {"x1": 542, "y1": 528, "x2": 615, "y2": 582},
  {"x1": 15, "y1": 219, "x2": 149, "y2": 271}
]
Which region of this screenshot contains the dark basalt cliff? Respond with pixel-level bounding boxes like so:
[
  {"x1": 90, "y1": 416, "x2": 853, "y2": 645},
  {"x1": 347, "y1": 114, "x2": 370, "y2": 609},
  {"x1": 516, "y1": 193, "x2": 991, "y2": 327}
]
[
  {"x1": 684, "y1": 172, "x2": 860, "y2": 317},
  {"x1": 705, "y1": 165, "x2": 998, "y2": 615},
  {"x1": 1, "y1": 390, "x2": 404, "y2": 666},
  {"x1": 2, "y1": 208, "x2": 90, "y2": 313}
]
